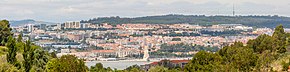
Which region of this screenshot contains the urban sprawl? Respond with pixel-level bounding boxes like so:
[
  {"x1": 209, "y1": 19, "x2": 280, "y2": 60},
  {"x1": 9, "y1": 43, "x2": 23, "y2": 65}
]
[{"x1": 11, "y1": 22, "x2": 290, "y2": 61}]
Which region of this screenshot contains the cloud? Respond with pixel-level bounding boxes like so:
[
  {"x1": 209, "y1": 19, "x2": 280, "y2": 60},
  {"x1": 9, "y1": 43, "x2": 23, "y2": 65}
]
[
  {"x1": 0, "y1": 0, "x2": 290, "y2": 22},
  {"x1": 230, "y1": 2, "x2": 275, "y2": 15},
  {"x1": 60, "y1": 6, "x2": 80, "y2": 13},
  {"x1": 18, "y1": 9, "x2": 35, "y2": 14}
]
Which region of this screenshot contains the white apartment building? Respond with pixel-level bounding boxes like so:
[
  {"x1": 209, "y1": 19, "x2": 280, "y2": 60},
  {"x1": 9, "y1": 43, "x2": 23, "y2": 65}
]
[{"x1": 64, "y1": 21, "x2": 81, "y2": 29}]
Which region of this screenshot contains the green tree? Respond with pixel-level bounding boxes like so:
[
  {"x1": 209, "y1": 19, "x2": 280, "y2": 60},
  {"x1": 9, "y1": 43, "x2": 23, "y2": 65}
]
[
  {"x1": 22, "y1": 40, "x2": 34, "y2": 72},
  {"x1": 6, "y1": 36, "x2": 17, "y2": 66},
  {"x1": 255, "y1": 50, "x2": 276, "y2": 71},
  {"x1": 17, "y1": 34, "x2": 22, "y2": 43},
  {"x1": 272, "y1": 24, "x2": 287, "y2": 53},
  {"x1": 0, "y1": 20, "x2": 13, "y2": 46},
  {"x1": 287, "y1": 33, "x2": 290, "y2": 46},
  {"x1": 218, "y1": 42, "x2": 258, "y2": 71},
  {"x1": 125, "y1": 64, "x2": 144, "y2": 72},
  {"x1": 148, "y1": 66, "x2": 168, "y2": 72},
  {"x1": 30, "y1": 47, "x2": 49, "y2": 71},
  {"x1": 21, "y1": 40, "x2": 49, "y2": 71},
  {"x1": 185, "y1": 51, "x2": 222, "y2": 72},
  {"x1": 16, "y1": 34, "x2": 24, "y2": 53},
  {"x1": 46, "y1": 55, "x2": 88, "y2": 72},
  {"x1": 90, "y1": 63, "x2": 105, "y2": 72},
  {"x1": 247, "y1": 34, "x2": 275, "y2": 53},
  {"x1": 50, "y1": 51, "x2": 57, "y2": 58},
  {"x1": 0, "y1": 46, "x2": 7, "y2": 56},
  {"x1": 90, "y1": 63, "x2": 115, "y2": 72}
]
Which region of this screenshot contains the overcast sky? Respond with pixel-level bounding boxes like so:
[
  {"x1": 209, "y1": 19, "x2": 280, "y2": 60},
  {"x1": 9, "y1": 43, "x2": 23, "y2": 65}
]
[{"x1": 0, "y1": 0, "x2": 290, "y2": 22}]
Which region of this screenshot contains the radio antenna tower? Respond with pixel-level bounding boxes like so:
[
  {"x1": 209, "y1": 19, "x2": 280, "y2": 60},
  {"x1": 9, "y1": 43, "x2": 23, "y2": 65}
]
[{"x1": 233, "y1": 3, "x2": 235, "y2": 16}]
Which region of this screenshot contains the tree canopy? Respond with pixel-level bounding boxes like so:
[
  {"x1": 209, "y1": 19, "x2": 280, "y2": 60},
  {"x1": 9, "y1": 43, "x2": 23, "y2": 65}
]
[
  {"x1": 185, "y1": 24, "x2": 289, "y2": 72},
  {"x1": 82, "y1": 14, "x2": 290, "y2": 28},
  {"x1": 46, "y1": 55, "x2": 88, "y2": 72},
  {"x1": 0, "y1": 20, "x2": 13, "y2": 46}
]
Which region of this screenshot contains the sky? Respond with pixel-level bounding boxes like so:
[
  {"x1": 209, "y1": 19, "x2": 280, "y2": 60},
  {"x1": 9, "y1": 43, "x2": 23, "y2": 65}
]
[{"x1": 0, "y1": 0, "x2": 290, "y2": 22}]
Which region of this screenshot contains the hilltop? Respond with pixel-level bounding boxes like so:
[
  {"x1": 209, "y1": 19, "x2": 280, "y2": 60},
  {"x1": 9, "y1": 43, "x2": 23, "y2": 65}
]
[
  {"x1": 9, "y1": 19, "x2": 55, "y2": 27},
  {"x1": 81, "y1": 14, "x2": 290, "y2": 28}
]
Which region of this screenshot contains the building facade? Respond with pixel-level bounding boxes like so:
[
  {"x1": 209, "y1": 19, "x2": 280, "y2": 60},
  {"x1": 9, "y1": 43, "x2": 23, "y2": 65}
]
[{"x1": 64, "y1": 21, "x2": 81, "y2": 29}]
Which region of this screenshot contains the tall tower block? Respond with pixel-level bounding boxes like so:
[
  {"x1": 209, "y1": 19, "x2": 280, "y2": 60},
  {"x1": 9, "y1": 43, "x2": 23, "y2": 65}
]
[{"x1": 233, "y1": 4, "x2": 235, "y2": 16}]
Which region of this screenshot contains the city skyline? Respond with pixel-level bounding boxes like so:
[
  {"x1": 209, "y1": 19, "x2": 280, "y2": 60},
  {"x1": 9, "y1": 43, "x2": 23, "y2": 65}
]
[
  {"x1": 1, "y1": 0, "x2": 290, "y2": 71},
  {"x1": 0, "y1": 0, "x2": 290, "y2": 22}
]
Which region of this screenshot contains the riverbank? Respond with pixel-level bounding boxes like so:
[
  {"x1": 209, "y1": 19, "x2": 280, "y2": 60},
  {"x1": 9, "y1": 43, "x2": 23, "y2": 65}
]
[{"x1": 85, "y1": 57, "x2": 192, "y2": 70}]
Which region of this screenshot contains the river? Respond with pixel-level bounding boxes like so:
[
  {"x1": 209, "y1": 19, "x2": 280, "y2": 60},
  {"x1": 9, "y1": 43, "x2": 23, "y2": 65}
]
[
  {"x1": 85, "y1": 61, "x2": 152, "y2": 70},
  {"x1": 85, "y1": 58, "x2": 192, "y2": 70}
]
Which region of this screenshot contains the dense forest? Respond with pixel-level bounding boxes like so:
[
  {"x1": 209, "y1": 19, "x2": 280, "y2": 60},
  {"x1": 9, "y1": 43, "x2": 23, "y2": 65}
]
[
  {"x1": 81, "y1": 14, "x2": 290, "y2": 28},
  {"x1": 1, "y1": 20, "x2": 290, "y2": 72}
]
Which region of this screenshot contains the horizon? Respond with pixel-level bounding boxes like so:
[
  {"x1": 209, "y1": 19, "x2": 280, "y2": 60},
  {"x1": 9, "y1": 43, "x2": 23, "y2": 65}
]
[
  {"x1": 7, "y1": 14, "x2": 290, "y2": 23},
  {"x1": 1, "y1": 0, "x2": 290, "y2": 22},
  {"x1": 1, "y1": 0, "x2": 290, "y2": 71}
]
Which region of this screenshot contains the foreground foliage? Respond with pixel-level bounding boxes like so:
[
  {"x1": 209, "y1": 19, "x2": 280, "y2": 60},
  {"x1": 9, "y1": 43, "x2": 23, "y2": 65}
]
[
  {"x1": 46, "y1": 55, "x2": 88, "y2": 72},
  {"x1": 184, "y1": 24, "x2": 290, "y2": 72}
]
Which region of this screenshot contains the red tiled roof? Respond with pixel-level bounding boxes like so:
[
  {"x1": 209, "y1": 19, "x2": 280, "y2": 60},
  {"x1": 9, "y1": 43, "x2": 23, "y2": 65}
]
[
  {"x1": 91, "y1": 50, "x2": 115, "y2": 53},
  {"x1": 170, "y1": 60, "x2": 190, "y2": 64},
  {"x1": 150, "y1": 62, "x2": 158, "y2": 65}
]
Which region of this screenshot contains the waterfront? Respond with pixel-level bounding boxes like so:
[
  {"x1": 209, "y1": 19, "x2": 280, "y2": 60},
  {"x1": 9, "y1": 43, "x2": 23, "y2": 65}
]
[
  {"x1": 85, "y1": 61, "x2": 152, "y2": 70},
  {"x1": 85, "y1": 58, "x2": 192, "y2": 70}
]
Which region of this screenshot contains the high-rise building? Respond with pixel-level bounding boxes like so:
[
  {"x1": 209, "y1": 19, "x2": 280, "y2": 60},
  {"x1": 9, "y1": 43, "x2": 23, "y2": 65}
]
[
  {"x1": 28, "y1": 24, "x2": 33, "y2": 32},
  {"x1": 56, "y1": 23, "x2": 62, "y2": 30},
  {"x1": 81, "y1": 23, "x2": 91, "y2": 28},
  {"x1": 64, "y1": 21, "x2": 81, "y2": 29},
  {"x1": 40, "y1": 24, "x2": 46, "y2": 30}
]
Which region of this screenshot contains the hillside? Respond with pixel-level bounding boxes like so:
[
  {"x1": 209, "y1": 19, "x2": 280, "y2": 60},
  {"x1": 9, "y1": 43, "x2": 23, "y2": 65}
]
[
  {"x1": 82, "y1": 14, "x2": 290, "y2": 28},
  {"x1": 9, "y1": 19, "x2": 55, "y2": 27}
]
